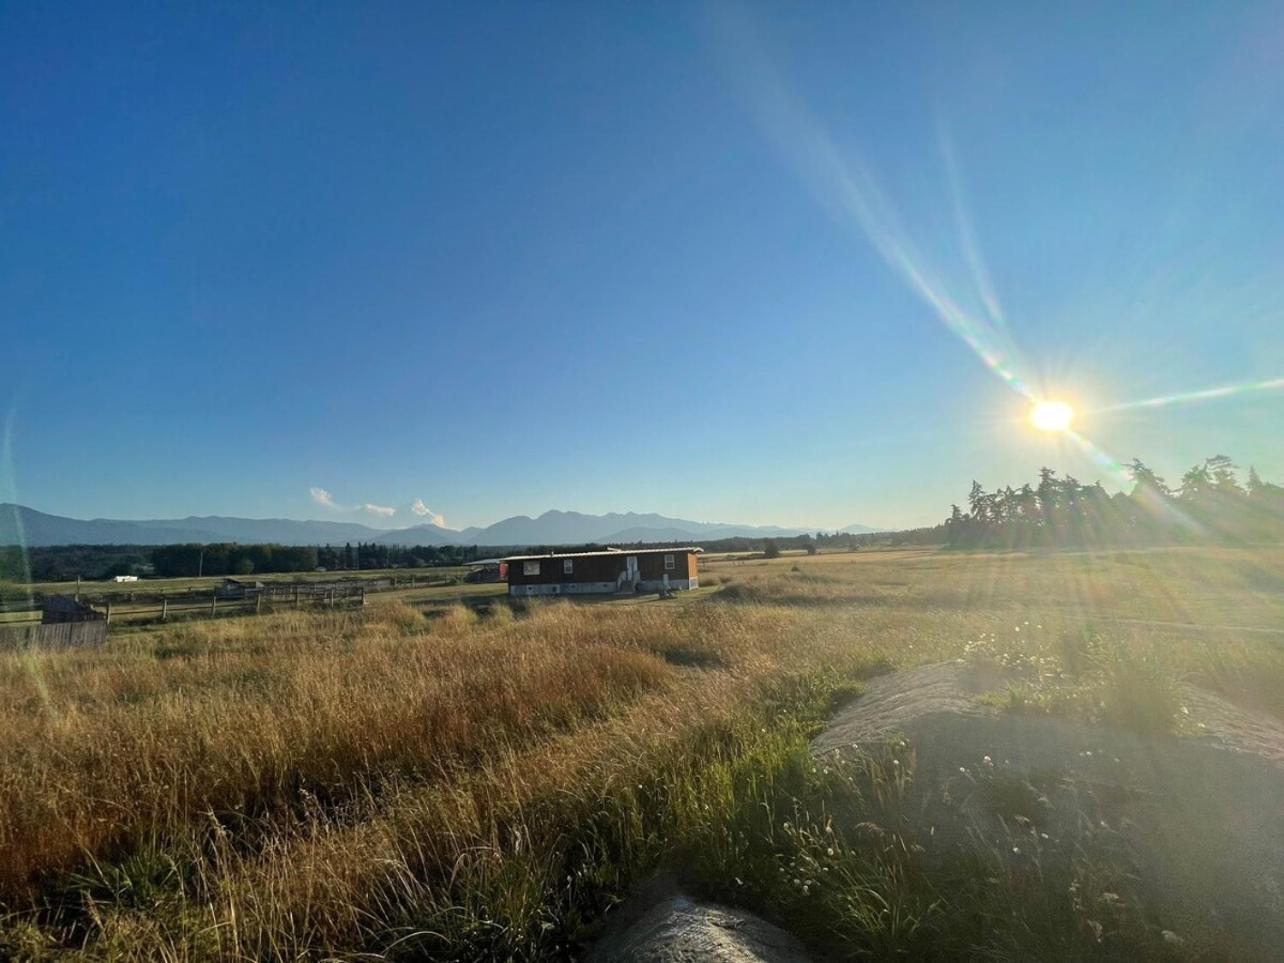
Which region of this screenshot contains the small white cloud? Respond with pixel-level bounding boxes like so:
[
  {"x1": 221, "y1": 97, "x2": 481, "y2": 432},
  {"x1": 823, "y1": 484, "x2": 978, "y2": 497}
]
[
  {"x1": 311, "y1": 487, "x2": 395, "y2": 521},
  {"x1": 310, "y1": 487, "x2": 338, "y2": 510},
  {"x1": 411, "y1": 498, "x2": 446, "y2": 527}
]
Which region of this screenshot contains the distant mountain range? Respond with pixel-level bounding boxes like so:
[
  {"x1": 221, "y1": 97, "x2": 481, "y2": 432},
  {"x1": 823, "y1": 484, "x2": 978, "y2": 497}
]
[{"x1": 0, "y1": 504, "x2": 882, "y2": 548}]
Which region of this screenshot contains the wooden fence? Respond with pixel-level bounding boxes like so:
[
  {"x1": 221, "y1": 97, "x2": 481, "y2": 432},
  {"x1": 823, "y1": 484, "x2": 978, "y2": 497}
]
[
  {"x1": 0, "y1": 621, "x2": 108, "y2": 651},
  {"x1": 0, "y1": 574, "x2": 457, "y2": 629}
]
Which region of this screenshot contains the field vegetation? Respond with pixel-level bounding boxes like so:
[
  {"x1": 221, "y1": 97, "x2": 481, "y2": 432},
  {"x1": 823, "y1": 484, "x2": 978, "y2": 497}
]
[{"x1": 1, "y1": 546, "x2": 1282, "y2": 959}]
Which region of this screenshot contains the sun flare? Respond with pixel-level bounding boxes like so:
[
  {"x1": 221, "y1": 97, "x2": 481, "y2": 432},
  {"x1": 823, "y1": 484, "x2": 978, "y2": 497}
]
[{"x1": 1029, "y1": 400, "x2": 1074, "y2": 432}]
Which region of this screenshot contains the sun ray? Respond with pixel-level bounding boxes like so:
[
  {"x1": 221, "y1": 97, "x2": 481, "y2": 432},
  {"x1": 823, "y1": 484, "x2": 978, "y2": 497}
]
[
  {"x1": 1090, "y1": 376, "x2": 1284, "y2": 414},
  {"x1": 1065, "y1": 429, "x2": 1203, "y2": 534},
  {"x1": 938, "y1": 121, "x2": 1007, "y2": 330},
  {"x1": 716, "y1": 10, "x2": 1036, "y2": 401}
]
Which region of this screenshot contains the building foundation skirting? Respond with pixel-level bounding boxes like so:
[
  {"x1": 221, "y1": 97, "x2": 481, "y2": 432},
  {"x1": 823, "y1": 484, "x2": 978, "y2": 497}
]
[
  {"x1": 638, "y1": 578, "x2": 698, "y2": 591},
  {"x1": 509, "y1": 578, "x2": 697, "y2": 597}
]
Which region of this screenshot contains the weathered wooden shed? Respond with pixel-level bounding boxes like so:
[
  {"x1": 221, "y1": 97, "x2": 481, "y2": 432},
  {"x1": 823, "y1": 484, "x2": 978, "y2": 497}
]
[
  {"x1": 40, "y1": 595, "x2": 105, "y2": 624},
  {"x1": 215, "y1": 578, "x2": 266, "y2": 599}
]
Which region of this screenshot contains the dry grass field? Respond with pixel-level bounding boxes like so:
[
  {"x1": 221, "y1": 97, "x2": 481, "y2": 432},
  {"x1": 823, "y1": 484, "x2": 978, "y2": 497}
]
[{"x1": 2, "y1": 546, "x2": 1282, "y2": 960}]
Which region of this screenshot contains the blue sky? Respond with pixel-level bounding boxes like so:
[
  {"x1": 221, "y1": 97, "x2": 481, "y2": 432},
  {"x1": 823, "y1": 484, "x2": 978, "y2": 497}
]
[{"x1": 4, "y1": 1, "x2": 1282, "y2": 531}]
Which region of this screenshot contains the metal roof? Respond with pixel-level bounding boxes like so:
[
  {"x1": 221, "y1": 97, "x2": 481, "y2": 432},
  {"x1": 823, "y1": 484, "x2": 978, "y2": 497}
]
[{"x1": 499, "y1": 546, "x2": 703, "y2": 562}]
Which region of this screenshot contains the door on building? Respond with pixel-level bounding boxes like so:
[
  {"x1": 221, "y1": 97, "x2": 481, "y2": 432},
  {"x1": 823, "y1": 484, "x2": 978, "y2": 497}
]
[{"x1": 626, "y1": 556, "x2": 639, "y2": 582}]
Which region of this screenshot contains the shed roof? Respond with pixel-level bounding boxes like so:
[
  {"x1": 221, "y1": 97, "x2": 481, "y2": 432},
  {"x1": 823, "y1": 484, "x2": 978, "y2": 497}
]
[
  {"x1": 499, "y1": 547, "x2": 702, "y2": 562},
  {"x1": 43, "y1": 594, "x2": 91, "y2": 610},
  {"x1": 40, "y1": 595, "x2": 102, "y2": 617}
]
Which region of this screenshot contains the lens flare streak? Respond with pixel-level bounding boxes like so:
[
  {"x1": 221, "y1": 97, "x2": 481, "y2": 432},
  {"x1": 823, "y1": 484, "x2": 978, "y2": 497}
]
[
  {"x1": 719, "y1": 14, "x2": 1035, "y2": 401},
  {"x1": 939, "y1": 122, "x2": 1007, "y2": 332},
  {"x1": 1090, "y1": 377, "x2": 1284, "y2": 415},
  {"x1": 1067, "y1": 430, "x2": 1203, "y2": 533}
]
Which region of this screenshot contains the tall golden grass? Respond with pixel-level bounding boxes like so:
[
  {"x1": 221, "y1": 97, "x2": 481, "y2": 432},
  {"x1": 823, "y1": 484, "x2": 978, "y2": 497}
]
[
  {"x1": 1, "y1": 597, "x2": 896, "y2": 957},
  {"x1": 0, "y1": 603, "x2": 671, "y2": 899},
  {"x1": 2, "y1": 547, "x2": 1282, "y2": 959}
]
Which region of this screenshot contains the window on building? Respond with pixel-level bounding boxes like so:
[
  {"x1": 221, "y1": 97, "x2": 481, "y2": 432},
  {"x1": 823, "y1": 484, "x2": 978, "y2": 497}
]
[
  {"x1": 664, "y1": 554, "x2": 675, "y2": 570},
  {"x1": 523, "y1": 561, "x2": 540, "y2": 576},
  {"x1": 563, "y1": 558, "x2": 574, "y2": 574}
]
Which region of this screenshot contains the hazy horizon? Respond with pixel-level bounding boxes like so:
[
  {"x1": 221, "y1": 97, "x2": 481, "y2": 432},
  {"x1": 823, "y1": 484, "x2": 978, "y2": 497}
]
[{"x1": 2, "y1": 499, "x2": 883, "y2": 536}]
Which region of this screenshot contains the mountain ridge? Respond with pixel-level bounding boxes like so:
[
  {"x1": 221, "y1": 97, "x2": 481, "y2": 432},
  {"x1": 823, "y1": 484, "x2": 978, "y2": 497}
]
[{"x1": 0, "y1": 504, "x2": 883, "y2": 549}]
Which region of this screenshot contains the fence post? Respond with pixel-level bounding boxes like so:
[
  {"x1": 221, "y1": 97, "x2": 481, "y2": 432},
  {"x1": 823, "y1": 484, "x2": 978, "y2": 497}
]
[
  {"x1": 75, "y1": 575, "x2": 81, "y2": 602},
  {"x1": 361, "y1": 585, "x2": 366, "y2": 607},
  {"x1": 161, "y1": 597, "x2": 168, "y2": 621},
  {"x1": 104, "y1": 600, "x2": 111, "y2": 624},
  {"x1": 210, "y1": 594, "x2": 217, "y2": 617},
  {"x1": 256, "y1": 593, "x2": 263, "y2": 615},
  {"x1": 294, "y1": 584, "x2": 300, "y2": 608}
]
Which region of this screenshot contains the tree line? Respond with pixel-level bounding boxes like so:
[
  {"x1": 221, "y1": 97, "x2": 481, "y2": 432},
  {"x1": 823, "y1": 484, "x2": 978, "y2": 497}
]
[
  {"x1": 151, "y1": 542, "x2": 496, "y2": 577},
  {"x1": 314, "y1": 542, "x2": 490, "y2": 572},
  {"x1": 1, "y1": 541, "x2": 501, "y2": 582},
  {"x1": 151, "y1": 543, "x2": 321, "y2": 577},
  {"x1": 941, "y1": 455, "x2": 1284, "y2": 549},
  {"x1": 0, "y1": 545, "x2": 152, "y2": 584}
]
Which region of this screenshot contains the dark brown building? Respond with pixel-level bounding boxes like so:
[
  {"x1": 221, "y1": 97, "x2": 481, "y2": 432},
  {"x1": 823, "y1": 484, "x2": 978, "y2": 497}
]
[{"x1": 503, "y1": 547, "x2": 700, "y2": 597}]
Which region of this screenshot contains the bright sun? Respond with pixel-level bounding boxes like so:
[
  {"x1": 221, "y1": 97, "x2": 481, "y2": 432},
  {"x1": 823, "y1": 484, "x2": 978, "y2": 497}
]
[{"x1": 1029, "y1": 400, "x2": 1074, "y2": 432}]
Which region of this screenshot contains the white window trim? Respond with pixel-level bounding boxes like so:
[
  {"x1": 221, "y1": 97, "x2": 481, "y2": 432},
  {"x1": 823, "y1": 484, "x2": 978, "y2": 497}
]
[
  {"x1": 523, "y1": 561, "x2": 541, "y2": 576},
  {"x1": 664, "y1": 554, "x2": 675, "y2": 570},
  {"x1": 563, "y1": 558, "x2": 574, "y2": 574}
]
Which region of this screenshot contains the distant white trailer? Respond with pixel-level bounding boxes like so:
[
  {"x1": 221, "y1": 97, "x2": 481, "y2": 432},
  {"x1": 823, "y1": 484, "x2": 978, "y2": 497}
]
[{"x1": 112, "y1": 575, "x2": 139, "y2": 583}]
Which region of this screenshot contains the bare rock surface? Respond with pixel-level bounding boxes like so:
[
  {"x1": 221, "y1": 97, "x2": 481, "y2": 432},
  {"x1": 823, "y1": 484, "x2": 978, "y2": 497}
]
[
  {"x1": 812, "y1": 662, "x2": 1284, "y2": 957},
  {"x1": 812, "y1": 659, "x2": 1284, "y2": 782},
  {"x1": 811, "y1": 660, "x2": 989, "y2": 754},
  {"x1": 1182, "y1": 683, "x2": 1284, "y2": 767},
  {"x1": 586, "y1": 875, "x2": 812, "y2": 963}
]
